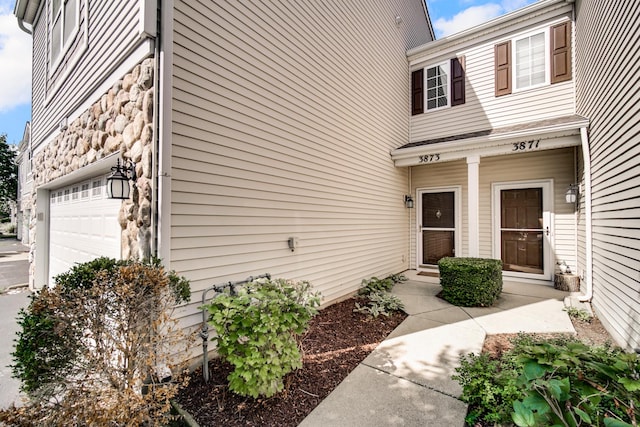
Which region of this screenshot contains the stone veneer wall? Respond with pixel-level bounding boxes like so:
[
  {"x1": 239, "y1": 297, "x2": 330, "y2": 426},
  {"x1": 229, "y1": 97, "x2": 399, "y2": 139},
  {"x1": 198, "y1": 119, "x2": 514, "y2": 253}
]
[{"x1": 29, "y1": 57, "x2": 156, "y2": 286}]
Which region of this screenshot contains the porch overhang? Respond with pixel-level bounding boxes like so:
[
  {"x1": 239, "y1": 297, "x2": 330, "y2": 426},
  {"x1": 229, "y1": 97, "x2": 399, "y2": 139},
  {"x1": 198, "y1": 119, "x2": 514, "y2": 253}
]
[{"x1": 391, "y1": 115, "x2": 589, "y2": 167}]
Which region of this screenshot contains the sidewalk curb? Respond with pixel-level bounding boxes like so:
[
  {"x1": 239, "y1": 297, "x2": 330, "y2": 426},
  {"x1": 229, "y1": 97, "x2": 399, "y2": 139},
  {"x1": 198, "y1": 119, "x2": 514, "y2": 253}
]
[
  {"x1": 0, "y1": 283, "x2": 29, "y2": 294},
  {"x1": 170, "y1": 400, "x2": 200, "y2": 427}
]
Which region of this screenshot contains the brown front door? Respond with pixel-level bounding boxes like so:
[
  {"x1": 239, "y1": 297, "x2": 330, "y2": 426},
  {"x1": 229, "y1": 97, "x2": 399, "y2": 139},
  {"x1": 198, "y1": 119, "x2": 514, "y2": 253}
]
[
  {"x1": 421, "y1": 191, "x2": 456, "y2": 265},
  {"x1": 500, "y1": 188, "x2": 544, "y2": 274}
]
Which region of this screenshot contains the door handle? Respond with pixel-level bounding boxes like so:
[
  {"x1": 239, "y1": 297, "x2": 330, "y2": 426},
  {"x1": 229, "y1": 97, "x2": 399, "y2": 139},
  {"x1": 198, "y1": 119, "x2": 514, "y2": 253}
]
[{"x1": 546, "y1": 227, "x2": 550, "y2": 236}]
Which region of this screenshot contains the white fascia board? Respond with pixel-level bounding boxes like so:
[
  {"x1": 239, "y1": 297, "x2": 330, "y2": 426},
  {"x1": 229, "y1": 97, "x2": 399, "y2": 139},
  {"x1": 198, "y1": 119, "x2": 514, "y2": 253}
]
[{"x1": 392, "y1": 123, "x2": 586, "y2": 167}]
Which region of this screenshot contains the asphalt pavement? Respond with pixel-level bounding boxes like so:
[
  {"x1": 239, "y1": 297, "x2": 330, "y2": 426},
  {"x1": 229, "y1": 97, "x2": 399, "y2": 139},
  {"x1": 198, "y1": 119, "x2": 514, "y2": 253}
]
[{"x1": 0, "y1": 237, "x2": 30, "y2": 409}]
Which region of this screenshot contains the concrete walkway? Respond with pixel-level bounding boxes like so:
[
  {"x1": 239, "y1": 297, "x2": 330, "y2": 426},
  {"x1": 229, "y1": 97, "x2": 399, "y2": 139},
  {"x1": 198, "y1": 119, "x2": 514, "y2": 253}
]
[{"x1": 299, "y1": 271, "x2": 575, "y2": 427}]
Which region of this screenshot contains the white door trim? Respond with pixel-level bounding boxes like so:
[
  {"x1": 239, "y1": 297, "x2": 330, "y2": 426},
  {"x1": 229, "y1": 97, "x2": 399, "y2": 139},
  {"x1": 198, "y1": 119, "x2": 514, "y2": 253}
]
[
  {"x1": 492, "y1": 180, "x2": 554, "y2": 281},
  {"x1": 416, "y1": 186, "x2": 462, "y2": 271}
]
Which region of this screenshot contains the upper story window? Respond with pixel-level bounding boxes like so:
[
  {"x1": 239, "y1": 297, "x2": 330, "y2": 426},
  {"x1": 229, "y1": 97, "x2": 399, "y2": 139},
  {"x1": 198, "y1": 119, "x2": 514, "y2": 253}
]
[
  {"x1": 50, "y1": 0, "x2": 79, "y2": 69},
  {"x1": 515, "y1": 32, "x2": 546, "y2": 89},
  {"x1": 426, "y1": 62, "x2": 450, "y2": 110},
  {"x1": 412, "y1": 57, "x2": 465, "y2": 115},
  {"x1": 495, "y1": 21, "x2": 571, "y2": 97}
]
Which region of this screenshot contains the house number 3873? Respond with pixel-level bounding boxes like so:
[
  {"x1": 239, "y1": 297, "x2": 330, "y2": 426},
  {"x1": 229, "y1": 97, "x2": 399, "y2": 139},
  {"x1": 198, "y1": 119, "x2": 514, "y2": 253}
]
[
  {"x1": 512, "y1": 140, "x2": 540, "y2": 151},
  {"x1": 419, "y1": 154, "x2": 440, "y2": 163}
]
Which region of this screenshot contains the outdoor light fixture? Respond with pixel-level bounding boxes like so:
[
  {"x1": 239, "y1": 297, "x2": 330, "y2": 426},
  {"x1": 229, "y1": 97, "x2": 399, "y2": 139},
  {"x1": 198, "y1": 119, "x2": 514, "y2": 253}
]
[
  {"x1": 565, "y1": 184, "x2": 578, "y2": 204},
  {"x1": 107, "y1": 159, "x2": 136, "y2": 200},
  {"x1": 404, "y1": 195, "x2": 414, "y2": 208}
]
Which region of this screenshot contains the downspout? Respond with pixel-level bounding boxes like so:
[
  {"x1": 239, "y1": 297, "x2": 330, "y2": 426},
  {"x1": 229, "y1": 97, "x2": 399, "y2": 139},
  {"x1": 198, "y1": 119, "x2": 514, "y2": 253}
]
[
  {"x1": 16, "y1": 17, "x2": 32, "y2": 35},
  {"x1": 578, "y1": 126, "x2": 593, "y2": 302}
]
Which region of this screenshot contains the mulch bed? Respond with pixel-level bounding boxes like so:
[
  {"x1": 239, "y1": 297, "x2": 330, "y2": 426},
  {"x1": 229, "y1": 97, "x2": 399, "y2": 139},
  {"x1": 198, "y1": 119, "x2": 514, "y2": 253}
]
[{"x1": 174, "y1": 297, "x2": 407, "y2": 426}]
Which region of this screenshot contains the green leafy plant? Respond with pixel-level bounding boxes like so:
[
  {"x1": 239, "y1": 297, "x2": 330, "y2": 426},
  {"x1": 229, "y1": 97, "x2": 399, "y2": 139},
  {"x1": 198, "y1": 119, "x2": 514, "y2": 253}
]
[
  {"x1": 511, "y1": 340, "x2": 639, "y2": 427},
  {"x1": 355, "y1": 274, "x2": 407, "y2": 317},
  {"x1": 354, "y1": 291, "x2": 405, "y2": 317},
  {"x1": 358, "y1": 276, "x2": 395, "y2": 295},
  {"x1": 438, "y1": 257, "x2": 503, "y2": 307},
  {"x1": 205, "y1": 278, "x2": 321, "y2": 398},
  {"x1": 455, "y1": 333, "x2": 640, "y2": 427},
  {"x1": 564, "y1": 306, "x2": 593, "y2": 323},
  {"x1": 453, "y1": 352, "x2": 522, "y2": 425},
  {"x1": 4, "y1": 258, "x2": 192, "y2": 426}
]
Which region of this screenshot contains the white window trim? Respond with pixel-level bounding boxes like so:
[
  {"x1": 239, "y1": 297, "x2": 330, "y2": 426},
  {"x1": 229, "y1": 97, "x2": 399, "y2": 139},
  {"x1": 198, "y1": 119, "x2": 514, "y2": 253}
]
[
  {"x1": 424, "y1": 60, "x2": 451, "y2": 112},
  {"x1": 512, "y1": 28, "x2": 550, "y2": 93},
  {"x1": 491, "y1": 180, "x2": 554, "y2": 281},
  {"x1": 45, "y1": 0, "x2": 88, "y2": 106},
  {"x1": 416, "y1": 186, "x2": 462, "y2": 271},
  {"x1": 49, "y1": 0, "x2": 81, "y2": 74}
]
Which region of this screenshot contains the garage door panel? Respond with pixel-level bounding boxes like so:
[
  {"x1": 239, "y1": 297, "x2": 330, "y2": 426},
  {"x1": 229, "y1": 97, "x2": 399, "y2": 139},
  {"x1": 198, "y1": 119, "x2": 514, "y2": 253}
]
[{"x1": 49, "y1": 176, "x2": 122, "y2": 285}]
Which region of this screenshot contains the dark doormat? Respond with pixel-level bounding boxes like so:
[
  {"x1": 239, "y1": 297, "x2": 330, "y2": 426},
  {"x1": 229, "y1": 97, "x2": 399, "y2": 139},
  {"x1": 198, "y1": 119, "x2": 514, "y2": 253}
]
[{"x1": 417, "y1": 271, "x2": 439, "y2": 277}]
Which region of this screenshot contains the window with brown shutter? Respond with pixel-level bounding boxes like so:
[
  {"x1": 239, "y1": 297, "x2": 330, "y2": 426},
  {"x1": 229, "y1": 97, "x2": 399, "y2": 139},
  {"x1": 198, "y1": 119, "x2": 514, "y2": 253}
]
[
  {"x1": 411, "y1": 69, "x2": 424, "y2": 115},
  {"x1": 550, "y1": 21, "x2": 572, "y2": 84},
  {"x1": 495, "y1": 41, "x2": 512, "y2": 96},
  {"x1": 451, "y1": 56, "x2": 465, "y2": 106}
]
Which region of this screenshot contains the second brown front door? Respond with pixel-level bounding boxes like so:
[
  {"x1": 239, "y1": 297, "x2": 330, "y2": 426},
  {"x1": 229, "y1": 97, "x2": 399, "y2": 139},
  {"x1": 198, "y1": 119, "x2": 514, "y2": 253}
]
[{"x1": 500, "y1": 187, "x2": 544, "y2": 274}]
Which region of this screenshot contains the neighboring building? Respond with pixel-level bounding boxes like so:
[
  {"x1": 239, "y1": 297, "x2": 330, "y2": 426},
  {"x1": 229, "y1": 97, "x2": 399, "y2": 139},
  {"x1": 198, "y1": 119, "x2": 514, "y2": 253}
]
[
  {"x1": 13, "y1": 0, "x2": 640, "y2": 352},
  {"x1": 573, "y1": 0, "x2": 640, "y2": 350},
  {"x1": 16, "y1": 122, "x2": 32, "y2": 245}
]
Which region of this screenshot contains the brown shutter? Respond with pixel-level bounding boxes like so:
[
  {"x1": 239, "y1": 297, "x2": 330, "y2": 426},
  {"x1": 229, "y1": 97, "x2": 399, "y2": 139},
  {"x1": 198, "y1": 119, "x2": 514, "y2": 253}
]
[
  {"x1": 411, "y1": 69, "x2": 424, "y2": 115},
  {"x1": 451, "y1": 56, "x2": 465, "y2": 106},
  {"x1": 494, "y1": 41, "x2": 511, "y2": 96},
  {"x1": 550, "y1": 21, "x2": 572, "y2": 84}
]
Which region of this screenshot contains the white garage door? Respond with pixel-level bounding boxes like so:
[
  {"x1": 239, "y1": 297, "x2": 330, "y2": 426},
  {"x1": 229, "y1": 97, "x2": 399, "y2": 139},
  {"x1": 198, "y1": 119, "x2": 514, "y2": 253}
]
[{"x1": 49, "y1": 175, "x2": 122, "y2": 284}]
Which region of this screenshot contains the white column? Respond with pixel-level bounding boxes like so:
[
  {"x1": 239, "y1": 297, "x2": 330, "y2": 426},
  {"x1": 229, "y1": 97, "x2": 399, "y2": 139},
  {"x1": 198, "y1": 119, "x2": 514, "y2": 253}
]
[{"x1": 467, "y1": 156, "x2": 480, "y2": 257}]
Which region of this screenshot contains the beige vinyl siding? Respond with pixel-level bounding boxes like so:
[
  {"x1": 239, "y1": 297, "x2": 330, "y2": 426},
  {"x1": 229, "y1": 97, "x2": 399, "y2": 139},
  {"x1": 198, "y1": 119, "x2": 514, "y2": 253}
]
[
  {"x1": 410, "y1": 148, "x2": 575, "y2": 272},
  {"x1": 31, "y1": 0, "x2": 144, "y2": 148},
  {"x1": 171, "y1": 0, "x2": 431, "y2": 308},
  {"x1": 575, "y1": 0, "x2": 640, "y2": 350},
  {"x1": 409, "y1": 12, "x2": 575, "y2": 142}
]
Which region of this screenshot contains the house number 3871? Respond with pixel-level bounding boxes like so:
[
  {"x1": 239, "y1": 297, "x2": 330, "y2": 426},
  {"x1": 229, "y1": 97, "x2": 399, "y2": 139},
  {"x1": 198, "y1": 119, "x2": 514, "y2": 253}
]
[{"x1": 512, "y1": 140, "x2": 540, "y2": 151}]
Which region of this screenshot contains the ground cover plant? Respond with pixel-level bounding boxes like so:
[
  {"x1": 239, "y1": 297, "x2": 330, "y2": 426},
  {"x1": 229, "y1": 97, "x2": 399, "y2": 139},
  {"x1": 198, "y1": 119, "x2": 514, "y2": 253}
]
[
  {"x1": 454, "y1": 331, "x2": 640, "y2": 427},
  {"x1": 1, "y1": 257, "x2": 192, "y2": 427}
]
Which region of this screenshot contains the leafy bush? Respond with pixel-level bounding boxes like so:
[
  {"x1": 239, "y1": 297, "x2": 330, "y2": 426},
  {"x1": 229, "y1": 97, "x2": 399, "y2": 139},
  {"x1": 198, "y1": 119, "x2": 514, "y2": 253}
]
[
  {"x1": 563, "y1": 306, "x2": 593, "y2": 323},
  {"x1": 358, "y1": 276, "x2": 395, "y2": 295},
  {"x1": 453, "y1": 352, "x2": 521, "y2": 425},
  {"x1": 3, "y1": 258, "x2": 192, "y2": 426},
  {"x1": 355, "y1": 274, "x2": 407, "y2": 317},
  {"x1": 205, "y1": 278, "x2": 321, "y2": 398},
  {"x1": 438, "y1": 257, "x2": 502, "y2": 307},
  {"x1": 354, "y1": 291, "x2": 405, "y2": 317},
  {"x1": 511, "y1": 340, "x2": 639, "y2": 427},
  {"x1": 454, "y1": 335, "x2": 640, "y2": 427}
]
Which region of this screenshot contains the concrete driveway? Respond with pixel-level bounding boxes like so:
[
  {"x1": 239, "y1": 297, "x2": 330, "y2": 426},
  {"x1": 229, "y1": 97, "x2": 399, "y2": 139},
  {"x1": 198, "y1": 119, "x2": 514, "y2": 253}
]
[{"x1": 0, "y1": 237, "x2": 30, "y2": 409}]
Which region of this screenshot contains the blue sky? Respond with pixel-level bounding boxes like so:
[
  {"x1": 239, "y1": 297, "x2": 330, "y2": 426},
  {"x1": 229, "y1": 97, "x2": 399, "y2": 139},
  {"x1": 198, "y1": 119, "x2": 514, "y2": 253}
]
[{"x1": 0, "y1": 0, "x2": 537, "y2": 147}]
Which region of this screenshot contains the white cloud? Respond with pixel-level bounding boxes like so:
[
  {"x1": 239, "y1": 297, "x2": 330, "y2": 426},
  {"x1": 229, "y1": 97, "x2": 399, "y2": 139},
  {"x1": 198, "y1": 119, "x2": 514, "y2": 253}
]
[
  {"x1": 0, "y1": 7, "x2": 32, "y2": 113},
  {"x1": 433, "y1": 3, "x2": 503, "y2": 37},
  {"x1": 433, "y1": 0, "x2": 538, "y2": 38}
]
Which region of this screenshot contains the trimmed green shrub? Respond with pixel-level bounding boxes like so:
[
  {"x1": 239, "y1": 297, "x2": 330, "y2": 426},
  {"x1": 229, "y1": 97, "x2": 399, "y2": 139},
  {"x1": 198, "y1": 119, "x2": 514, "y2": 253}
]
[
  {"x1": 438, "y1": 257, "x2": 502, "y2": 307},
  {"x1": 205, "y1": 278, "x2": 321, "y2": 398}
]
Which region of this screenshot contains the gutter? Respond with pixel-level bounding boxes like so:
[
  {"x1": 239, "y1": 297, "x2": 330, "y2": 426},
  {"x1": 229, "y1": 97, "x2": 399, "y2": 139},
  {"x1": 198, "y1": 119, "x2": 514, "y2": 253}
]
[{"x1": 578, "y1": 126, "x2": 593, "y2": 302}]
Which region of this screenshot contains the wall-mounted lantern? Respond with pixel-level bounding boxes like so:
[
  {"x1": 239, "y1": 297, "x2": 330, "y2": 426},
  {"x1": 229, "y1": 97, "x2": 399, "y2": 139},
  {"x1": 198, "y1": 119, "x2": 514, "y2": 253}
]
[
  {"x1": 565, "y1": 184, "x2": 578, "y2": 204},
  {"x1": 107, "y1": 159, "x2": 136, "y2": 200},
  {"x1": 404, "y1": 195, "x2": 414, "y2": 209}
]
